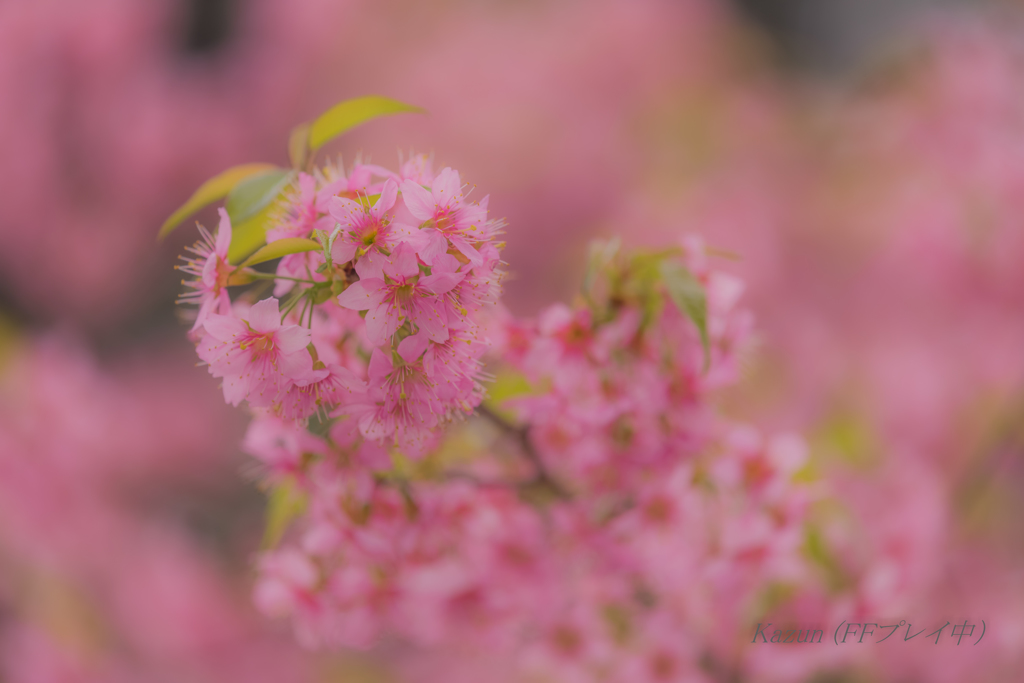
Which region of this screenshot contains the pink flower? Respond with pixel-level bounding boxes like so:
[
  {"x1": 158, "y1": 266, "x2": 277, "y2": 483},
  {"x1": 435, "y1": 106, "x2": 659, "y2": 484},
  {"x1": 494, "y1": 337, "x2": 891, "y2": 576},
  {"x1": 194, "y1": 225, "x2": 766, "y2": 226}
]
[
  {"x1": 177, "y1": 208, "x2": 234, "y2": 335},
  {"x1": 197, "y1": 298, "x2": 313, "y2": 407},
  {"x1": 254, "y1": 549, "x2": 321, "y2": 618},
  {"x1": 328, "y1": 179, "x2": 409, "y2": 274},
  {"x1": 327, "y1": 161, "x2": 395, "y2": 196},
  {"x1": 242, "y1": 413, "x2": 328, "y2": 475},
  {"x1": 400, "y1": 168, "x2": 495, "y2": 267},
  {"x1": 399, "y1": 153, "x2": 434, "y2": 185},
  {"x1": 420, "y1": 329, "x2": 488, "y2": 406},
  {"x1": 277, "y1": 363, "x2": 366, "y2": 420},
  {"x1": 266, "y1": 172, "x2": 339, "y2": 242},
  {"x1": 341, "y1": 348, "x2": 444, "y2": 451},
  {"x1": 336, "y1": 242, "x2": 465, "y2": 345}
]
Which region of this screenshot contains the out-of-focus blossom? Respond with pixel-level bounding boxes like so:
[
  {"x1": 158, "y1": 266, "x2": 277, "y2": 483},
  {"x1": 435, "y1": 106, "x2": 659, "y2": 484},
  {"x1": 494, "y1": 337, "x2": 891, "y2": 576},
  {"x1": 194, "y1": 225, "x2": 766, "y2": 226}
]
[{"x1": 0, "y1": 335, "x2": 318, "y2": 682}]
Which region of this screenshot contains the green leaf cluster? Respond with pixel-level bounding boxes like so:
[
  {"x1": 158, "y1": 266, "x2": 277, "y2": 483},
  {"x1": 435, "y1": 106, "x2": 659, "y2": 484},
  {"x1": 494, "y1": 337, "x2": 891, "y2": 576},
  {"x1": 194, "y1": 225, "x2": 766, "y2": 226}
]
[
  {"x1": 262, "y1": 477, "x2": 309, "y2": 550},
  {"x1": 158, "y1": 96, "x2": 423, "y2": 263},
  {"x1": 581, "y1": 239, "x2": 710, "y2": 370}
]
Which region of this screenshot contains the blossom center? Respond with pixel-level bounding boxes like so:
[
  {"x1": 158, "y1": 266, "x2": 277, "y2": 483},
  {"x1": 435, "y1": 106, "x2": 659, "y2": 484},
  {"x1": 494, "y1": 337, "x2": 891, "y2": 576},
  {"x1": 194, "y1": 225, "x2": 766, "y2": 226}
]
[
  {"x1": 213, "y1": 256, "x2": 234, "y2": 294},
  {"x1": 436, "y1": 211, "x2": 456, "y2": 233},
  {"x1": 241, "y1": 333, "x2": 276, "y2": 355}
]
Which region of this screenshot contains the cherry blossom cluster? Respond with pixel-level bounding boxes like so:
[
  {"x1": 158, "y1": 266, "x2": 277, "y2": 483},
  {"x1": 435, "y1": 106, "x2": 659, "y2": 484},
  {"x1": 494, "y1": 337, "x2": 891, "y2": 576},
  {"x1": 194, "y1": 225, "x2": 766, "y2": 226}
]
[
  {"x1": 237, "y1": 239, "x2": 814, "y2": 682},
  {"x1": 179, "y1": 155, "x2": 505, "y2": 452},
  {"x1": 503, "y1": 237, "x2": 753, "y2": 498}
]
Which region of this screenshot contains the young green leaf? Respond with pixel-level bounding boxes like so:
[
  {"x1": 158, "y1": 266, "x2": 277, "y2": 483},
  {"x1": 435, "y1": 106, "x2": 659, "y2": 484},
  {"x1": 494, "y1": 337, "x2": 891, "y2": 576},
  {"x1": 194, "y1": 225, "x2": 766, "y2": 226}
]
[
  {"x1": 308, "y1": 96, "x2": 425, "y2": 152},
  {"x1": 660, "y1": 260, "x2": 710, "y2": 371},
  {"x1": 582, "y1": 237, "x2": 621, "y2": 300},
  {"x1": 262, "y1": 478, "x2": 308, "y2": 550},
  {"x1": 239, "y1": 238, "x2": 321, "y2": 268},
  {"x1": 288, "y1": 122, "x2": 311, "y2": 169},
  {"x1": 486, "y1": 369, "x2": 535, "y2": 406},
  {"x1": 226, "y1": 203, "x2": 274, "y2": 263},
  {"x1": 225, "y1": 167, "x2": 293, "y2": 225},
  {"x1": 157, "y1": 163, "x2": 276, "y2": 240}
]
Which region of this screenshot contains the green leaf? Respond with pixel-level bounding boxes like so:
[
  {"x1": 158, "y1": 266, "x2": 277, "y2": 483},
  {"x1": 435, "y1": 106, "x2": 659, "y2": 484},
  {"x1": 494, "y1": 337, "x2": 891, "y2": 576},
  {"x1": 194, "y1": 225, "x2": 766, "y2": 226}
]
[
  {"x1": 158, "y1": 163, "x2": 277, "y2": 240},
  {"x1": 486, "y1": 369, "x2": 534, "y2": 406},
  {"x1": 803, "y1": 525, "x2": 852, "y2": 593},
  {"x1": 288, "y1": 123, "x2": 311, "y2": 169},
  {"x1": 308, "y1": 96, "x2": 424, "y2": 152},
  {"x1": 582, "y1": 237, "x2": 621, "y2": 300},
  {"x1": 660, "y1": 260, "x2": 710, "y2": 371},
  {"x1": 226, "y1": 203, "x2": 274, "y2": 263},
  {"x1": 262, "y1": 478, "x2": 308, "y2": 550},
  {"x1": 225, "y1": 167, "x2": 293, "y2": 225},
  {"x1": 355, "y1": 193, "x2": 381, "y2": 208},
  {"x1": 240, "y1": 238, "x2": 321, "y2": 268}
]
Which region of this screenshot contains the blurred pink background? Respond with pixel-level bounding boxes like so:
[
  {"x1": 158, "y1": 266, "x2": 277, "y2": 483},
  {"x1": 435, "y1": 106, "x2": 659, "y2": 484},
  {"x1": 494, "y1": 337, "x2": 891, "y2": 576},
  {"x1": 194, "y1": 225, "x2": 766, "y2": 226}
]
[{"x1": 1, "y1": 0, "x2": 1023, "y2": 680}]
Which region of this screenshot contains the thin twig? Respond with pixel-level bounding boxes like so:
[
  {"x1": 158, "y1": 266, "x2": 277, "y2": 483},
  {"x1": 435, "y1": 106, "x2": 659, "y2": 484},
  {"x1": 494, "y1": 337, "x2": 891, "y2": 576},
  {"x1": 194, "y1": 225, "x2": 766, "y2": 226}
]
[
  {"x1": 476, "y1": 404, "x2": 570, "y2": 499},
  {"x1": 699, "y1": 652, "x2": 742, "y2": 683}
]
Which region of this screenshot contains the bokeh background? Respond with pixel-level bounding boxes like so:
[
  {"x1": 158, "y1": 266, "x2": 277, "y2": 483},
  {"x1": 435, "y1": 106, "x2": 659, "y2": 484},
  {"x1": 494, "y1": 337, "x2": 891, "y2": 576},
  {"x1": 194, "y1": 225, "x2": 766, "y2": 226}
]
[{"x1": 2, "y1": 0, "x2": 1024, "y2": 680}]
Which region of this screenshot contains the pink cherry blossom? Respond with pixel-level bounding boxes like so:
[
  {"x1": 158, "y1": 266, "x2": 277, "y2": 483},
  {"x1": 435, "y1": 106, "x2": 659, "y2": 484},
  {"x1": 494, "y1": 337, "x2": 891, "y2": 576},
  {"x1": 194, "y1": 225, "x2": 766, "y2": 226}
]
[
  {"x1": 323, "y1": 160, "x2": 397, "y2": 196},
  {"x1": 277, "y1": 363, "x2": 366, "y2": 421},
  {"x1": 177, "y1": 208, "x2": 235, "y2": 335},
  {"x1": 266, "y1": 172, "x2": 339, "y2": 242},
  {"x1": 197, "y1": 298, "x2": 313, "y2": 407},
  {"x1": 242, "y1": 413, "x2": 329, "y2": 476},
  {"x1": 398, "y1": 153, "x2": 435, "y2": 185},
  {"x1": 336, "y1": 242, "x2": 465, "y2": 345},
  {"x1": 341, "y1": 347, "x2": 445, "y2": 450},
  {"x1": 400, "y1": 168, "x2": 499, "y2": 267},
  {"x1": 328, "y1": 179, "x2": 408, "y2": 271}
]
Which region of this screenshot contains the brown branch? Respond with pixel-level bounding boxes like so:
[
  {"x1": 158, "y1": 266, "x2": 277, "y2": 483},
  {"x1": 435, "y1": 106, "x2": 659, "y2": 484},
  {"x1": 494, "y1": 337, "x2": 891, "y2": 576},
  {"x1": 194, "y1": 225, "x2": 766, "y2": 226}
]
[
  {"x1": 699, "y1": 652, "x2": 742, "y2": 683},
  {"x1": 476, "y1": 404, "x2": 571, "y2": 500}
]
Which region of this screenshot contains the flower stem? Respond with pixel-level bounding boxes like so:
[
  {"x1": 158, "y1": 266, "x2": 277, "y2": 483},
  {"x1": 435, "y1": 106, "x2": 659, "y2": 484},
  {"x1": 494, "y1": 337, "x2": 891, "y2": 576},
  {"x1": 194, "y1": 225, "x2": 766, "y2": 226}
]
[{"x1": 244, "y1": 271, "x2": 318, "y2": 284}]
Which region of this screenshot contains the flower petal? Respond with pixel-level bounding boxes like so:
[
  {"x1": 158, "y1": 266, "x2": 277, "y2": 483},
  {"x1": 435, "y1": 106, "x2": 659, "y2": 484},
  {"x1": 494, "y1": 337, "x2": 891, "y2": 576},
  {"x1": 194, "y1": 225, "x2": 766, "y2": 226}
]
[
  {"x1": 248, "y1": 298, "x2": 282, "y2": 333},
  {"x1": 432, "y1": 168, "x2": 463, "y2": 209},
  {"x1": 398, "y1": 331, "x2": 430, "y2": 363},
  {"x1": 385, "y1": 242, "x2": 420, "y2": 280},
  {"x1": 449, "y1": 235, "x2": 483, "y2": 267},
  {"x1": 277, "y1": 324, "x2": 312, "y2": 354},
  {"x1": 203, "y1": 313, "x2": 248, "y2": 342},
  {"x1": 298, "y1": 172, "x2": 316, "y2": 203},
  {"x1": 373, "y1": 178, "x2": 398, "y2": 219},
  {"x1": 414, "y1": 298, "x2": 449, "y2": 342},
  {"x1": 330, "y1": 365, "x2": 367, "y2": 393},
  {"x1": 355, "y1": 250, "x2": 386, "y2": 280},
  {"x1": 364, "y1": 303, "x2": 401, "y2": 344},
  {"x1": 331, "y1": 237, "x2": 358, "y2": 265},
  {"x1": 329, "y1": 197, "x2": 363, "y2": 225},
  {"x1": 279, "y1": 346, "x2": 314, "y2": 380},
  {"x1": 215, "y1": 208, "x2": 233, "y2": 256},
  {"x1": 337, "y1": 280, "x2": 379, "y2": 311},
  {"x1": 400, "y1": 179, "x2": 436, "y2": 221},
  {"x1": 420, "y1": 270, "x2": 465, "y2": 296},
  {"x1": 220, "y1": 372, "x2": 251, "y2": 407},
  {"x1": 294, "y1": 366, "x2": 331, "y2": 387},
  {"x1": 416, "y1": 228, "x2": 449, "y2": 266},
  {"x1": 431, "y1": 253, "x2": 460, "y2": 273},
  {"x1": 368, "y1": 347, "x2": 394, "y2": 380}
]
